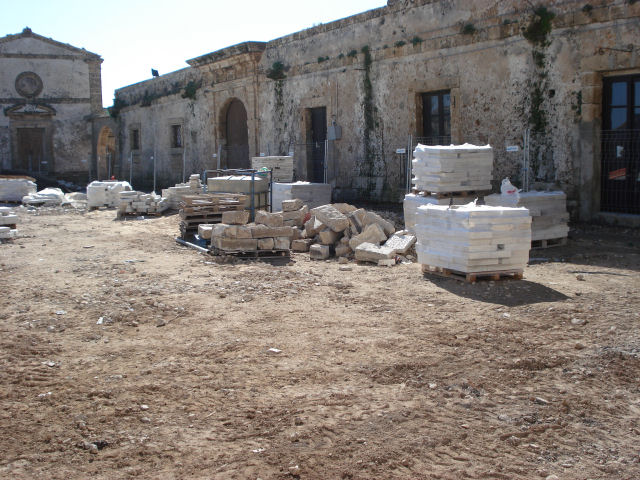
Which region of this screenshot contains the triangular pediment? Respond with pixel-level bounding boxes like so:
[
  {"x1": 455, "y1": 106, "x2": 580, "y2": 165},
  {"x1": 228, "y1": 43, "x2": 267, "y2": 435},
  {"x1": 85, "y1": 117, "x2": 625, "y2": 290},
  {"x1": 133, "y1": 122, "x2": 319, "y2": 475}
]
[
  {"x1": 0, "y1": 28, "x2": 100, "y2": 59},
  {"x1": 4, "y1": 103, "x2": 56, "y2": 116}
]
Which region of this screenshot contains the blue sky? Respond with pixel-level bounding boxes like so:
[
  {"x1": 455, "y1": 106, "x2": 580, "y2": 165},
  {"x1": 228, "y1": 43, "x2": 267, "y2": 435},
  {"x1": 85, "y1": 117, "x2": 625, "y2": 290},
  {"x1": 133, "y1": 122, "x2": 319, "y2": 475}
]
[{"x1": 1, "y1": 0, "x2": 387, "y2": 107}]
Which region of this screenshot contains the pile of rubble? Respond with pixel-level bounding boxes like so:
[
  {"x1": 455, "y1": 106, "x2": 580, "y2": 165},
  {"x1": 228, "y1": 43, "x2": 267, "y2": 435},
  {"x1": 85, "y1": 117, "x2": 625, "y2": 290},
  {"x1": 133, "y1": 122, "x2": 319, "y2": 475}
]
[
  {"x1": 0, "y1": 206, "x2": 18, "y2": 239},
  {"x1": 117, "y1": 191, "x2": 169, "y2": 217},
  {"x1": 290, "y1": 202, "x2": 416, "y2": 265},
  {"x1": 162, "y1": 174, "x2": 203, "y2": 210}
]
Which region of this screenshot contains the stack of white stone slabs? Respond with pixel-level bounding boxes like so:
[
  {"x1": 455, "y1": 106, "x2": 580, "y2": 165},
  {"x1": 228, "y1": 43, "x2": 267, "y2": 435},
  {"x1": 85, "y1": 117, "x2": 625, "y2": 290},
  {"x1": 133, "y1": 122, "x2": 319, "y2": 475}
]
[
  {"x1": 412, "y1": 143, "x2": 493, "y2": 193},
  {"x1": 251, "y1": 156, "x2": 294, "y2": 182},
  {"x1": 87, "y1": 181, "x2": 132, "y2": 208},
  {"x1": 272, "y1": 182, "x2": 332, "y2": 211},
  {"x1": 485, "y1": 191, "x2": 569, "y2": 242},
  {"x1": 207, "y1": 175, "x2": 269, "y2": 209},
  {"x1": 415, "y1": 203, "x2": 531, "y2": 273},
  {"x1": 0, "y1": 178, "x2": 36, "y2": 202},
  {"x1": 118, "y1": 191, "x2": 168, "y2": 215},
  {"x1": 403, "y1": 192, "x2": 476, "y2": 233},
  {"x1": 0, "y1": 207, "x2": 18, "y2": 239}
]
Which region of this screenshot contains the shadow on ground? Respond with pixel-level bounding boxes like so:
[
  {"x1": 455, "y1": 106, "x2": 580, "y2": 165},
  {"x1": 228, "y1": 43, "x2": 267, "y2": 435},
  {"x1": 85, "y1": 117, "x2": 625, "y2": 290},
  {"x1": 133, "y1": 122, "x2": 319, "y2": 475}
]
[{"x1": 423, "y1": 276, "x2": 570, "y2": 307}]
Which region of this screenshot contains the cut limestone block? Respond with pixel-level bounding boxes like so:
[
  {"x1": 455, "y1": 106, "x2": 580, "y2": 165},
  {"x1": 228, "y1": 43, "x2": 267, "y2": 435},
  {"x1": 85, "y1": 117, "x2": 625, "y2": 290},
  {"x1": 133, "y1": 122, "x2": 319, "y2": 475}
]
[
  {"x1": 292, "y1": 239, "x2": 313, "y2": 252},
  {"x1": 304, "y1": 216, "x2": 324, "y2": 237},
  {"x1": 222, "y1": 210, "x2": 250, "y2": 225},
  {"x1": 378, "y1": 258, "x2": 396, "y2": 267},
  {"x1": 258, "y1": 238, "x2": 275, "y2": 250},
  {"x1": 213, "y1": 237, "x2": 258, "y2": 251},
  {"x1": 355, "y1": 242, "x2": 396, "y2": 263},
  {"x1": 319, "y1": 228, "x2": 341, "y2": 245},
  {"x1": 349, "y1": 223, "x2": 387, "y2": 250},
  {"x1": 310, "y1": 205, "x2": 349, "y2": 232},
  {"x1": 236, "y1": 226, "x2": 253, "y2": 239},
  {"x1": 255, "y1": 210, "x2": 284, "y2": 227},
  {"x1": 335, "y1": 244, "x2": 352, "y2": 257},
  {"x1": 282, "y1": 199, "x2": 305, "y2": 212},
  {"x1": 0, "y1": 215, "x2": 18, "y2": 225},
  {"x1": 282, "y1": 206, "x2": 308, "y2": 227},
  {"x1": 274, "y1": 237, "x2": 291, "y2": 250},
  {"x1": 347, "y1": 209, "x2": 366, "y2": 235},
  {"x1": 198, "y1": 224, "x2": 214, "y2": 240},
  {"x1": 310, "y1": 244, "x2": 331, "y2": 260},
  {"x1": 0, "y1": 178, "x2": 36, "y2": 202},
  {"x1": 384, "y1": 233, "x2": 416, "y2": 255},
  {"x1": 250, "y1": 224, "x2": 294, "y2": 238},
  {"x1": 362, "y1": 211, "x2": 395, "y2": 236},
  {"x1": 0, "y1": 227, "x2": 17, "y2": 239},
  {"x1": 333, "y1": 203, "x2": 358, "y2": 215}
]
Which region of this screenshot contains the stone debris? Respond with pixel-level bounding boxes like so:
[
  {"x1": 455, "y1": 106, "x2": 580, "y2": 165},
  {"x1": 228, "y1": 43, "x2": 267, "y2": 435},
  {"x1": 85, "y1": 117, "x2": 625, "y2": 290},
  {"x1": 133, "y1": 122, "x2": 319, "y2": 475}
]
[
  {"x1": 349, "y1": 223, "x2": 387, "y2": 250},
  {"x1": 412, "y1": 143, "x2": 493, "y2": 193},
  {"x1": 0, "y1": 177, "x2": 37, "y2": 202},
  {"x1": 415, "y1": 203, "x2": 531, "y2": 273},
  {"x1": 162, "y1": 175, "x2": 204, "y2": 210},
  {"x1": 485, "y1": 190, "x2": 569, "y2": 243},
  {"x1": 310, "y1": 204, "x2": 349, "y2": 232},
  {"x1": 87, "y1": 181, "x2": 132, "y2": 208},
  {"x1": 222, "y1": 210, "x2": 250, "y2": 225},
  {"x1": 255, "y1": 210, "x2": 284, "y2": 227},
  {"x1": 291, "y1": 239, "x2": 313, "y2": 252},
  {"x1": 309, "y1": 244, "x2": 330, "y2": 260},
  {"x1": 355, "y1": 243, "x2": 396, "y2": 263},
  {"x1": 117, "y1": 191, "x2": 168, "y2": 216},
  {"x1": 383, "y1": 233, "x2": 416, "y2": 255}
]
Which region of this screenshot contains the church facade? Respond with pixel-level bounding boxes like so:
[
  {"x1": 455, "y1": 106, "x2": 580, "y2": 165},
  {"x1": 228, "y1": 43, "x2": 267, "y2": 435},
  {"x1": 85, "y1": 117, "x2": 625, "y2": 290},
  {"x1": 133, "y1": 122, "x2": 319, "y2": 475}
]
[{"x1": 0, "y1": 27, "x2": 111, "y2": 184}]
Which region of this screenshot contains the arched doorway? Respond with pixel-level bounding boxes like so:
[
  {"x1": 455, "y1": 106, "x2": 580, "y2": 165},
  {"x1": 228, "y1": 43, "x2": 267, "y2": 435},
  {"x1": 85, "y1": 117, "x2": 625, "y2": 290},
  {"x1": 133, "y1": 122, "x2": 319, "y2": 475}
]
[
  {"x1": 97, "y1": 126, "x2": 116, "y2": 180},
  {"x1": 224, "y1": 99, "x2": 249, "y2": 169}
]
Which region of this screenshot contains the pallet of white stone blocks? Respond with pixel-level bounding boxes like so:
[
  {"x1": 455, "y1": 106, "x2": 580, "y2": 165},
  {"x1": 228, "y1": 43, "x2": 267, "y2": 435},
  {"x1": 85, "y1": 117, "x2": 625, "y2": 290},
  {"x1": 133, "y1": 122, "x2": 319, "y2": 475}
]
[
  {"x1": 412, "y1": 143, "x2": 494, "y2": 193},
  {"x1": 421, "y1": 264, "x2": 523, "y2": 283}
]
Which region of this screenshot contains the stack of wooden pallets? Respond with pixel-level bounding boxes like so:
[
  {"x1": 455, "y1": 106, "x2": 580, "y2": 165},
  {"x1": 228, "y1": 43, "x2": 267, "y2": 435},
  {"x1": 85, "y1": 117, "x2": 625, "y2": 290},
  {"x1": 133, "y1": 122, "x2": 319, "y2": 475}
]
[{"x1": 179, "y1": 193, "x2": 247, "y2": 238}]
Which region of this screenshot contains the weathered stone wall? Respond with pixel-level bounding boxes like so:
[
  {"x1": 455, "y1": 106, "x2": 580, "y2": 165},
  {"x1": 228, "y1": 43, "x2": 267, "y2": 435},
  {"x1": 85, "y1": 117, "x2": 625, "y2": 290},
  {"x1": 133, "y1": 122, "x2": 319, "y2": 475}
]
[{"x1": 113, "y1": 1, "x2": 639, "y2": 219}]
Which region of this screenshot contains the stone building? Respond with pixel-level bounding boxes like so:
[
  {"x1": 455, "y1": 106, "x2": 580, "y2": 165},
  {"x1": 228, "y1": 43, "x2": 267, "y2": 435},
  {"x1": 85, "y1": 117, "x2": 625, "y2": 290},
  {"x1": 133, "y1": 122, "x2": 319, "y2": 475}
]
[
  {"x1": 0, "y1": 28, "x2": 113, "y2": 184},
  {"x1": 113, "y1": 0, "x2": 640, "y2": 222}
]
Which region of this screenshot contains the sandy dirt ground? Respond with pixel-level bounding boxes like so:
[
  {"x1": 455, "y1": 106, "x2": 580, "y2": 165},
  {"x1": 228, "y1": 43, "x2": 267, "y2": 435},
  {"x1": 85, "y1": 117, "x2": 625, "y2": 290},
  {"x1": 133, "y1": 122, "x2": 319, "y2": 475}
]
[{"x1": 0, "y1": 205, "x2": 639, "y2": 480}]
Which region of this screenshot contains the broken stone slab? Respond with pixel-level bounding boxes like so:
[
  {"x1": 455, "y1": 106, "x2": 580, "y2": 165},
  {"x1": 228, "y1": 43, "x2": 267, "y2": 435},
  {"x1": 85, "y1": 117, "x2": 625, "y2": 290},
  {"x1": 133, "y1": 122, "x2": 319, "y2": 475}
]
[
  {"x1": 213, "y1": 237, "x2": 258, "y2": 251},
  {"x1": 319, "y1": 228, "x2": 341, "y2": 245},
  {"x1": 363, "y1": 211, "x2": 395, "y2": 236},
  {"x1": 384, "y1": 233, "x2": 416, "y2": 255},
  {"x1": 304, "y1": 215, "x2": 325, "y2": 236},
  {"x1": 347, "y1": 209, "x2": 366, "y2": 235},
  {"x1": 354, "y1": 242, "x2": 395, "y2": 263},
  {"x1": 310, "y1": 244, "x2": 331, "y2": 260},
  {"x1": 221, "y1": 210, "x2": 250, "y2": 225},
  {"x1": 282, "y1": 199, "x2": 305, "y2": 212},
  {"x1": 250, "y1": 224, "x2": 294, "y2": 238},
  {"x1": 335, "y1": 244, "x2": 352, "y2": 257},
  {"x1": 198, "y1": 224, "x2": 214, "y2": 240},
  {"x1": 291, "y1": 238, "x2": 313, "y2": 252},
  {"x1": 257, "y1": 237, "x2": 275, "y2": 250},
  {"x1": 310, "y1": 205, "x2": 349, "y2": 232},
  {"x1": 332, "y1": 203, "x2": 357, "y2": 215},
  {"x1": 255, "y1": 210, "x2": 284, "y2": 227},
  {"x1": 378, "y1": 258, "x2": 396, "y2": 267},
  {"x1": 274, "y1": 236, "x2": 291, "y2": 250},
  {"x1": 349, "y1": 223, "x2": 387, "y2": 250}
]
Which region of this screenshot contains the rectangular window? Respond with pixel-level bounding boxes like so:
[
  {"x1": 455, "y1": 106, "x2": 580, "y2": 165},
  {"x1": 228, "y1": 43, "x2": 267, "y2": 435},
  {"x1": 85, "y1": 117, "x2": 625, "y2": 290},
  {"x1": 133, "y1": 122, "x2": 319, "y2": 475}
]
[
  {"x1": 421, "y1": 90, "x2": 451, "y2": 145},
  {"x1": 171, "y1": 124, "x2": 183, "y2": 148},
  {"x1": 130, "y1": 129, "x2": 140, "y2": 150}
]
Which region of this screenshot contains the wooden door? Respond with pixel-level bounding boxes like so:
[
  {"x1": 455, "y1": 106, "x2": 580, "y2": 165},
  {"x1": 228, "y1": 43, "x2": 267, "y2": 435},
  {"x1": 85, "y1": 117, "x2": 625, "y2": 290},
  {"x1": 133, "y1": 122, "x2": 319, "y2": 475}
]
[
  {"x1": 225, "y1": 99, "x2": 249, "y2": 169},
  {"x1": 310, "y1": 107, "x2": 326, "y2": 183},
  {"x1": 16, "y1": 128, "x2": 44, "y2": 173}
]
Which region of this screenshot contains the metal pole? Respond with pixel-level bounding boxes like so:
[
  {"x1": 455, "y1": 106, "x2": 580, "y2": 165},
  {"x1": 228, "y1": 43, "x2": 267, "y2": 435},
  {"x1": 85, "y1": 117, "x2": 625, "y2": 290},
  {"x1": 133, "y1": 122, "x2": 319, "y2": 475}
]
[
  {"x1": 152, "y1": 151, "x2": 156, "y2": 194},
  {"x1": 107, "y1": 153, "x2": 111, "y2": 179},
  {"x1": 250, "y1": 170, "x2": 255, "y2": 222},
  {"x1": 129, "y1": 151, "x2": 133, "y2": 187},
  {"x1": 182, "y1": 147, "x2": 186, "y2": 183},
  {"x1": 323, "y1": 139, "x2": 328, "y2": 184}
]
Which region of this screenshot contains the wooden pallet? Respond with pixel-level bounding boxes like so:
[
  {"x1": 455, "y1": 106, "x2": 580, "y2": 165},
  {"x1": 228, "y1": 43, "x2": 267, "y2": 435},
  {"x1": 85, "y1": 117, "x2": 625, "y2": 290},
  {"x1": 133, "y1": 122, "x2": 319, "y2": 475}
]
[
  {"x1": 180, "y1": 193, "x2": 247, "y2": 206},
  {"x1": 421, "y1": 264, "x2": 523, "y2": 283},
  {"x1": 0, "y1": 223, "x2": 17, "y2": 229},
  {"x1": 210, "y1": 247, "x2": 290, "y2": 259},
  {"x1": 531, "y1": 237, "x2": 567, "y2": 249},
  {"x1": 118, "y1": 211, "x2": 163, "y2": 218},
  {"x1": 0, "y1": 200, "x2": 22, "y2": 204},
  {"x1": 410, "y1": 188, "x2": 491, "y2": 199}
]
